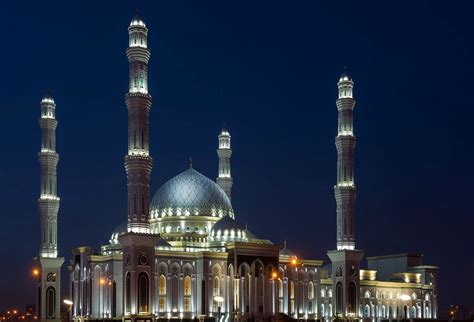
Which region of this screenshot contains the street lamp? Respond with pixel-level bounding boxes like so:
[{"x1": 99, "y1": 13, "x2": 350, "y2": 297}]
[
  {"x1": 214, "y1": 296, "x2": 224, "y2": 321},
  {"x1": 400, "y1": 294, "x2": 410, "y2": 319},
  {"x1": 63, "y1": 300, "x2": 73, "y2": 322}
]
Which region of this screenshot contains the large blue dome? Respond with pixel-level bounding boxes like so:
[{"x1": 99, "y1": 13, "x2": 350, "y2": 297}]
[{"x1": 150, "y1": 168, "x2": 234, "y2": 219}]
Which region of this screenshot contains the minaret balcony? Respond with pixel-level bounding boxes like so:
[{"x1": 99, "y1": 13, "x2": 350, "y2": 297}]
[{"x1": 126, "y1": 47, "x2": 150, "y2": 63}]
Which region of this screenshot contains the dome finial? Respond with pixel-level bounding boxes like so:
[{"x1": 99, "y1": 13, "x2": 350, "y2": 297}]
[
  {"x1": 130, "y1": 6, "x2": 146, "y2": 27},
  {"x1": 189, "y1": 157, "x2": 193, "y2": 168},
  {"x1": 284, "y1": 238, "x2": 287, "y2": 248},
  {"x1": 44, "y1": 88, "x2": 53, "y2": 99},
  {"x1": 339, "y1": 66, "x2": 352, "y2": 82}
]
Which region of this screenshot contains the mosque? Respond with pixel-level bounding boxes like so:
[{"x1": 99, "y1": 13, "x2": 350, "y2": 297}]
[{"x1": 34, "y1": 12, "x2": 439, "y2": 322}]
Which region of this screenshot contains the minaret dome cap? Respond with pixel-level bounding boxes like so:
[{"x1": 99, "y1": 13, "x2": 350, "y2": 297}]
[
  {"x1": 220, "y1": 124, "x2": 230, "y2": 136},
  {"x1": 41, "y1": 90, "x2": 55, "y2": 104},
  {"x1": 130, "y1": 11, "x2": 146, "y2": 27},
  {"x1": 339, "y1": 67, "x2": 352, "y2": 82}
]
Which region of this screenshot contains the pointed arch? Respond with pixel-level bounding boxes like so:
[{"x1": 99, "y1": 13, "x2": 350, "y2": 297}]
[
  {"x1": 290, "y1": 281, "x2": 295, "y2": 314},
  {"x1": 46, "y1": 287, "x2": 56, "y2": 319},
  {"x1": 348, "y1": 282, "x2": 356, "y2": 314},
  {"x1": 184, "y1": 275, "x2": 192, "y2": 312},
  {"x1": 158, "y1": 274, "x2": 166, "y2": 312},
  {"x1": 125, "y1": 272, "x2": 131, "y2": 314},
  {"x1": 138, "y1": 272, "x2": 149, "y2": 314},
  {"x1": 364, "y1": 304, "x2": 370, "y2": 317},
  {"x1": 336, "y1": 283, "x2": 343, "y2": 315}
]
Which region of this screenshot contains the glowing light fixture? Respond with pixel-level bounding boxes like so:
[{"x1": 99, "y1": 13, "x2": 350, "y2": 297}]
[{"x1": 63, "y1": 299, "x2": 73, "y2": 306}]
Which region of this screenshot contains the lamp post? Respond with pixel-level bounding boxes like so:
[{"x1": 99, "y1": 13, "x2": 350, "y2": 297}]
[
  {"x1": 214, "y1": 296, "x2": 224, "y2": 322},
  {"x1": 400, "y1": 294, "x2": 410, "y2": 320},
  {"x1": 63, "y1": 300, "x2": 73, "y2": 322}
]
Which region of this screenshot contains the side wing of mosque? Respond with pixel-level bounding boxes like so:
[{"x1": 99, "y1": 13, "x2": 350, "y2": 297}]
[{"x1": 34, "y1": 11, "x2": 438, "y2": 322}]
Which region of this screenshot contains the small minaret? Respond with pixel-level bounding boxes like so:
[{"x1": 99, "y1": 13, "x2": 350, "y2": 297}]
[
  {"x1": 38, "y1": 91, "x2": 60, "y2": 257},
  {"x1": 216, "y1": 125, "x2": 233, "y2": 199},
  {"x1": 37, "y1": 91, "x2": 64, "y2": 322},
  {"x1": 335, "y1": 67, "x2": 356, "y2": 251},
  {"x1": 124, "y1": 11, "x2": 153, "y2": 233}
]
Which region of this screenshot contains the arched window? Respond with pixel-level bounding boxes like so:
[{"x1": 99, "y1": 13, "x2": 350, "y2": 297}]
[
  {"x1": 171, "y1": 276, "x2": 179, "y2": 313},
  {"x1": 278, "y1": 279, "x2": 283, "y2": 313},
  {"x1": 213, "y1": 275, "x2": 221, "y2": 312},
  {"x1": 290, "y1": 281, "x2": 295, "y2": 314},
  {"x1": 348, "y1": 282, "x2": 356, "y2": 314},
  {"x1": 425, "y1": 293, "x2": 430, "y2": 302},
  {"x1": 125, "y1": 272, "x2": 131, "y2": 314},
  {"x1": 336, "y1": 283, "x2": 343, "y2": 315},
  {"x1": 158, "y1": 274, "x2": 166, "y2": 312},
  {"x1": 328, "y1": 289, "x2": 333, "y2": 298},
  {"x1": 138, "y1": 272, "x2": 149, "y2": 314},
  {"x1": 278, "y1": 279, "x2": 283, "y2": 298},
  {"x1": 320, "y1": 304, "x2": 325, "y2": 319},
  {"x1": 410, "y1": 306, "x2": 417, "y2": 318},
  {"x1": 112, "y1": 281, "x2": 117, "y2": 317},
  {"x1": 308, "y1": 281, "x2": 314, "y2": 300},
  {"x1": 184, "y1": 276, "x2": 191, "y2": 312},
  {"x1": 46, "y1": 287, "x2": 55, "y2": 318},
  {"x1": 424, "y1": 305, "x2": 431, "y2": 318},
  {"x1": 364, "y1": 305, "x2": 370, "y2": 317},
  {"x1": 412, "y1": 292, "x2": 417, "y2": 300},
  {"x1": 321, "y1": 289, "x2": 325, "y2": 298},
  {"x1": 364, "y1": 290, "x2": 371, "y2": 298},
  {"x1": 328, "y1": 304, "x2": 333, "y2": 318},
  {"x1": 159, "y1": 275, "x2": 166, "y2": 295},
  {"x1": 213, "y1": 276, "x2": 220, "y2": 296}
]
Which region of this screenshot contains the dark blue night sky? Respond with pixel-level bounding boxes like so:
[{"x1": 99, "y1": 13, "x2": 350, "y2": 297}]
[{"x1": 1, "y1": 0, "x2": 472, "y2": 313}]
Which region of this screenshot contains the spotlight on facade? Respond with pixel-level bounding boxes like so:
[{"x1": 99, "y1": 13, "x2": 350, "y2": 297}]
[{"x1": 63, "y1": 300, "x2": 73, "y2": 306}]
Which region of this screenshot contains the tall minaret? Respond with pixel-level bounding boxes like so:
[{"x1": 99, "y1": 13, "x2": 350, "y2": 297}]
[
  {"x1": 124, "y1": 11, "x2": 153, "y2": 233},
  {"x1": 119, "y1": 14, "x2": 159, "y2": 318},
  {"x1": 335, "y1": 67, "x2": 356, "y2": 250},
  {"x1": 216, "y1": 125, "x2": 233, "y2": 199},
  {"x1": 37, "y1": 91, "x2": 64, "y2": 322},
  {"x1": 327, "y1": 68, "x2": 364, "y2": 319}
]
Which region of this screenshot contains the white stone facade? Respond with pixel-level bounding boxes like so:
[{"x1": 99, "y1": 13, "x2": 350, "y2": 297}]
[{"x1": 27, "y1": 11, "x2": 438, "y2": 322}]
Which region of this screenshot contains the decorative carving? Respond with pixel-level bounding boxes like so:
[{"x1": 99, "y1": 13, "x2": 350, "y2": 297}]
[{"x1": 139, "y1": 254, "x2": 149, "y2": 266}]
